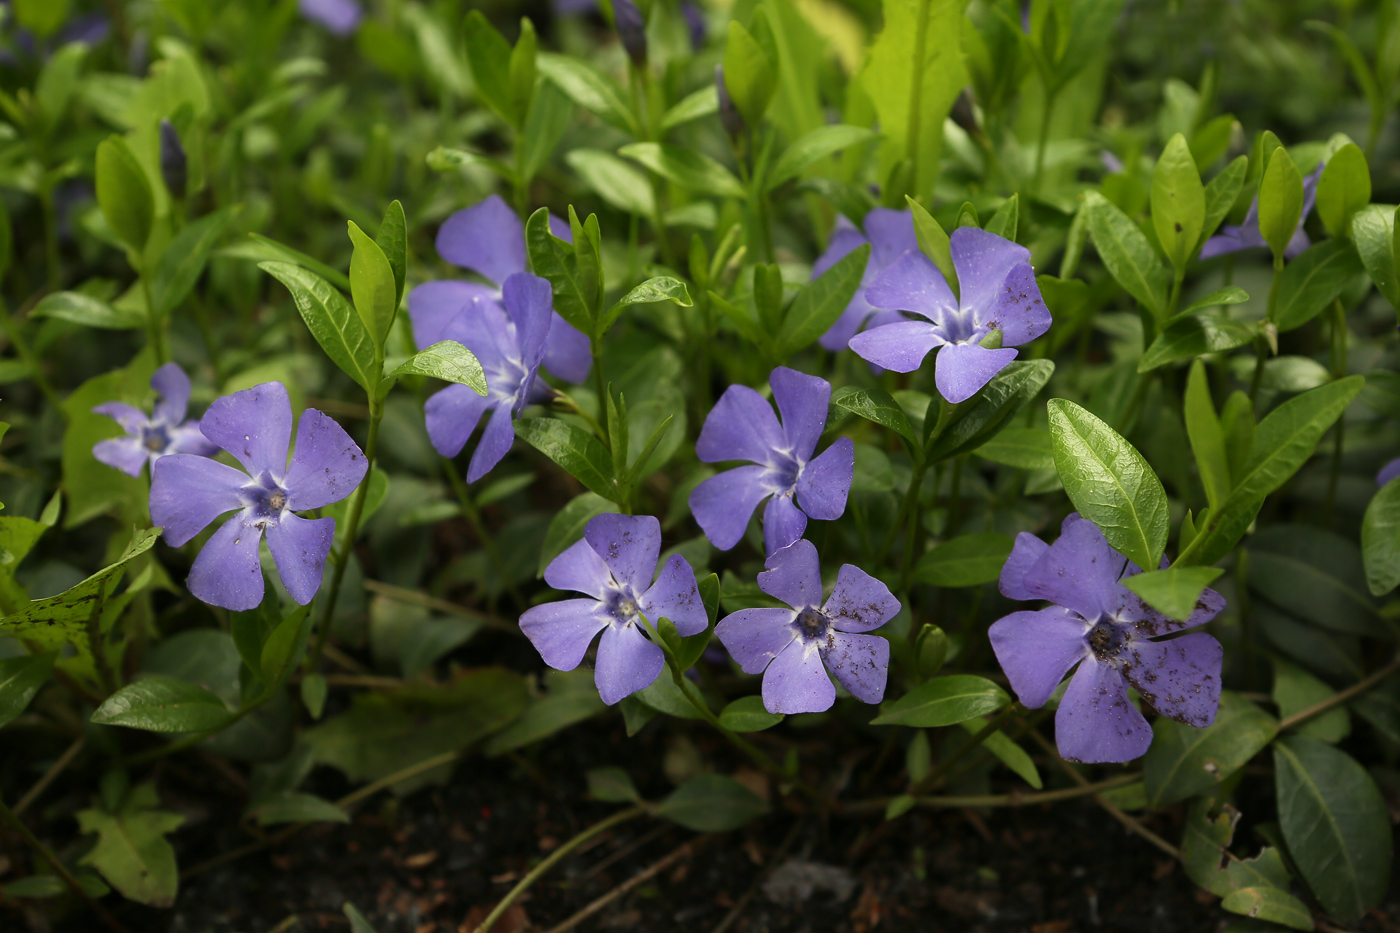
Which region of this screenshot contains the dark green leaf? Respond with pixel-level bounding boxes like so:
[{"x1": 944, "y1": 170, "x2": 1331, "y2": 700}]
[
  {"x1": 1139, "y1": 311, "x2": 1255, "y2": 371},
  {"x1": 775, "y1": 244, "x2": 869, "y2": 356},
  {"x1": 220, "y1": 233, "x2": 352, "y2": 291},
  {"x1": 260, "y1": 262, "x2": 378, "y2": 392},
  {"x1": 600, "y1": 276, "x2": 693, "y2": 334},
  {"x1": 248, "y1": 791, "x2": 350, "y2": 826},
  {"x1": 1143, "y1": 692, "x2": 1277, "y2": 807},
  {"x1": 655, "y1": 773, "x2": 769, "y2": 831},
  {"x1": 911, "y1": 533, "x2": 1014, "y2": 587},
  {"x1": 962, "y1": 717, "x2": 1041, "y2": 788},
  {"x1": 586, "y1": 766, "x2": 641, "y2": 802},
  {"x1": 538, "y1": 493, "x2": 612, "y2": 576},
  {"x1": 0, "y1": 651, "x2": 55, "y2": 729},
  {"x1": 95, "y1": 136, "x2": 153, "y2": 252},
  {"x1": 1219, "y1": 886, "x2": 1315, "y2": 930},
  {"x1": 525, "y1": 208, "x2": 593, "y2": 335},
  {"x1": 1272, "y1": 655, "x2": 1350, "y2": 743},
  {"x1": 1272, "y1": 239, "x2": 1364, "y2": 333},
  {"x1": 77, "y1": 781, "x2": 183, "y2": 907},
  {"x1": 831, "y1": 385, "x2": 919, "y2": 453},
  {"x1": 928, "y1": 359, "x2": 1055, "y2": 462},
  {"x1": 514, "y1": 417, "x2": 619, "y2": 503},
  {"x1": 1085, "y1": 190, "x2": 1169, "y2": 319},
  {"x1": 1185, "y1": 358, "x2": 1231, "y2": 510},
  {"x1": 973, "y1": 426, "x2": 1054, "y2": 470},
  {"x1": 1362, "y1": 475, "x2": 1400, "y2": 595},
  {"x1": 90, "y1": 675, "x2": 233, "y2": 733},
  {"x1": 659, "y1": 86, "x2": 718, "y2": 133},
  {"x1": 150, "y1": 206, "x2": 237, "y2": 320},
  {"x1": 1175, "y1": 286, "x2": 1250, "y2": 320},
  {"x1": 1197, "y1": 156, "x2": 1249, "y2": 252},
  {"x1": 870, "y1": 675, "x2": 1009, "y2": 727},
  {"x1": 719, "y1": 695, "x2": 785, "y2": 732},
  {"x1": 375, "y1": 200, "x2": 408, "y2": 305},
  {"x1": 463, "y1": 11, "x2": 518, "y2": 127},
  {"x1": 1247, "y1": 525, "x2": 1383, "y2": 638}
]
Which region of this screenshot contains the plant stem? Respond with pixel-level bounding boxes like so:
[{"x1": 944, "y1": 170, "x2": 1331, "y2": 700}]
[
  {"x1": 841, "y1": 771, "x2": 1141, "y2": 815},
  {"x1": 141, "y1": 273, "x2": 167, "y2": 365},
  {"x1": 909, "y1": 702, "x2": 1020, "y2": 796},
  {"x1": 14, "y1": 735, "x2": 85, "y2": 817},
  {"x1": 0, "y1": 299, "x2": 63, "y2": 412},
  {"x1": 475, "y1": 806, "x2": 648, "y2": 933},
  {"x1": 441, "y1": 456, "x2": 526, "y2": 611},
  {"x1": 1277, "y1": 650, "x2": 1400, "y2": 732},
  {"x1": 39, "y1": 187, "x2": 60, "y2": 293},
  {"x1": 882, "y1": 459, "x2": 929, "y2": 566}
]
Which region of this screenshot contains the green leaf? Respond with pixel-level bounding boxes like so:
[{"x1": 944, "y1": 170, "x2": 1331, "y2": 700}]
[
  {"x1": 1275, "y1": 736, "x2": 1392, "y2": 922},
  {"x1": 463, "y1": 10, "x2": 518, "y2": 127},
  {"x1": 1316, "y1": 143, "x2": 1370, "y2": 239},
  {"x1": 95, "y1": 136, "x2": 153, "y2": 252},
  {"x1": 831, "y1": 385, "x2": 919, "y2": 453},
  {"x1": 520, "y1": 82, "x2": 572, "y2": 182},
  {"x1": 1272, "y1": 655, "x2": 1350, "y2": 743},
  {"x1": 973, "y1": 426, "x2": 1054, "y2": 471},
  {"x1": 961, "y1": 717, "x2": 1041, "y2": 788},
  {"x1": 77, "y1": 781, "x2": 184, "y2": 907},
  {"x1": 1151, "y1": 133, "x2": 1206, "y2": 275},
  {"x1": 513, "y1": 417, "x2": 619, "y2": 503},
  {"x1": 1258, "y1": 147, "x2": 1304, "y2": 263},
  {"x1": 719, "y1": 695, "x2": 785, "y2": 732},
  {"x1": 1175, "y1": 286, "x2": 1250, "y2": 321},
  {"x1": 90, "y1": 676, "x2": 234, "y2": 733},
  {"x1": 248, "y1": 791, "x2": 350, "y2": 826},
  {"x1": 586, "y1": 766, "x2": 641, "y2": 802},
  {"x1": 768, "y1": 125, "x2": 877, "y2": 189},
  {"x1": 423, "y1": 145, "x2": 514, "y2": 181},
  {"x1": 260, "y1": 262, "x2": 378, "y2": 393},
  {"x1": 565, "y1": 148, "x2": 654, "y2": 216},
  {"x1": 1143, "y1": 692, "x2": 1277, "y2": 807},
  {"x1": 911, "y1": 533, "x2": 1014, "y2": 587},
  {"x1": 1122, "y1": 566, "x2": 1223, "y2": 621},
  {"x1": 1085, "y1": 190, "x2": 1169, "y2": 319},
  {"x1": 1362, "y1": 476, "x2": 1400, "y2": 595},
  {"x1": 379, "y1": 341, "x2": 487, "y2": 400},
  {"x1": 301, "y1": 672, "x2": 328, "y2": 720},
  {"x1": 906, "y1": 196, "x2": 957, "y2": 296},
  {"x1": 870, "y1": 675, "x2": 1009, "y2": 727},
  {"x1": 599, "y1": 276, "x2": 693, "y2": 334},
  {"x1": 1350, "y1": 204, "x2": 1400, "y2": 308},
  {"x1": 635, "y1": 673, "x2": 705, "y2": 719},
  {"x1": 619, "y1": 142, "x2": 745, "y2": 199},
  {"x1": 375, "y1": 200, "x2": 408, "y2": 305},
  {"x1": 928, "y1": 360, "x2": 1055, "y2": 463},
  {"x1": 538, "y1": 493, "x2": 612, "y2": 576},
  {"x1": 31, "y1": 290, "x2": 144, "y2": 329},
  {"x1": 1185, "y1": 358, "x2": 1231, "y2": 510},
  {"x1": 984, "y1": 194, "x2": 1019, "y2": 241},
  {"x1": 659, "y1": 86, "x2": 718, "y2": 133},
  {"x1": 525, "y1": 207, "x2": 593, "y2": 335},
  {"x1": 260, "y1": 603, "x2": 312, "y2": 691},
  {"x1": 1272, "y1": 239, "x2": 1364, "y2": 333},
  {"x1": 508, "y1": 18, "x2": 538, "y2": 129},
  {"x1": 1246, "y1": 525, "x2": 1383, "y2": 638},
  {"x1": 723, "y1": 20, "x2": 776, "y2": 127},
  {"x1": 150, "y1": 206, "x2": 237, "y2": 320},
  {"x1": 322, "y1": 467, "x2": 389, "y2": 543},
  {"x1": 655, "y1": 773, "x2": 769, "y2": 831},
  {"x1": 774, "y1": 244, "x2": 869, "y2": 356},
  {"x1": 0, "y1": 651, "x2": 55, "y2": 729},
  {"x1": 536, "y1": 53, "x2": 640, "y2": 137},
  {"x1": 343, "y1": 903, "x2": 380, "y2": 933},
  {"x1": 1047, "y1": 398, "x2": 1169, "y2": 571},
  {"x1": 1139, "y1": 311, "x2": 1256, "y2": 371},
  {"x1": 1197, "y1": 155, "x2": 1249, "y2": 252},
  {"x1": 347, "y1": 220, "x2": 398, "y2": 347},
  {"x1": 220, "y1": 232, "x2": 353, "y2": 291},
  {"x1": 1219, "y1": 886, "x2": 1315, "y2": 931}
]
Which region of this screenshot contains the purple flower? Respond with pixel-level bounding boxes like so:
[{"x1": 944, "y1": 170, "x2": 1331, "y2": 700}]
[
  {"x1": 813, "y1": 208, "x2": 918, "y2": 352},
  {"x1": 299, "y1": 0, "x2": 362, "y2": 36},
  {"x1": 149, "y1": 382, "x2": 367, "y2": 611},
  {"x1": 419, "y1": 273, "x2": 553, "y2": 482},
  {"x1": 988, "y1": 515, "x2": 1225, "y2": 764},
  {"x1": 1379, "y1": 458, "x2": 1400, "y2": 487},
  {"x1": 1200, "y1": 162, "x2": 1324, "y2": 261},
  {"x1": 409, "y1": 195, "x2": 591, "y2": 386},
  {"x1": 848, "y1": 227, "x2": 1051, "y2": 404},
  {"x1": 613, "y1": 0, "x2": 647, "y2": 64},
  {"x1": 681, "y1": 1, "x2": 706, "y2": 50},
  {"x1": 520, "y1": 514, "x2": 708, "y2": 705},
  {"x1": 715, "y1": 540, "x2": 898, "y2": 714},
  {"x1": 689, "y1": 367, "x2": 854, "y2": 554},
  {"x1": 92, "y1": 362, "x2": 218, "y2": 477}
]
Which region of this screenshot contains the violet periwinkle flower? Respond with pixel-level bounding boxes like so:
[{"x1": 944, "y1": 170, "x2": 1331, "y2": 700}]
[
  {"x1": 690, "y1": 367, "x2": 854, "y2": 555},
  {"x1": 715, "y1": 540, "x2": 898, "y2": 714},
  {"x1": 520, "y1": 514, "x2": 707, "y2": 705},
  {"x1": 418, "y1": 273, "x2": 553, "y2": 482},
  {"x1": 149, "y1": 382, "x2": 367, "y2": 611},
  {"x1": 716, "y1": 66, "x2": 744, "y2": 139},
  {"x1": 159, "y1": 119, "x2": 186, "y2": 198},
  {"x1": 813, "y1": 208, "x2": 918, "y2": 351},
  {"x1": 298, "y1": 0, "x2": 363, "y2": 36},
  {"x1": 613, "y1": 0, "x2": 647, "y2": 65},
  {"x1": 1200, "y1": 162, "x2": 1324, "y2": 261},
  {"x1": 848, "y1": 227, "x2": 1051, "y2": 404},
  {"x1": 988, "y1": 515, "x2": 1225, "y2": 764},
  {"x1": 1379, "y1": 458, "x2": 1400, "y2": 487},
  {"x1": 681, "y1": 1, "x2": 706, "y2": 50},
  {"x1": 409, "y1": 194, "x2": 591, "y2": 385},
  {"x1": 92, "y1": 362, "x2": 218, "y2": 477}
]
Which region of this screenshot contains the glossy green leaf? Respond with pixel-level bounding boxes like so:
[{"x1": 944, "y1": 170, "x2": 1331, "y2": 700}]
[
  {"x1": 1230, "y1": 376, "x2": 1363, "y2": 506},
  {"x1": 775, "y1": 244, "x2": 869, "y2": 356},
  {"x1": 150, "y1": 206, "x2": 237, "y2": 320},
  {"x1": 1048, "y1": 398, "x2": 1169, "y2": 571},
  {"x1": 374, "y1": 200, "x2": 407, "y2": 305},
  {"x1": 1197, "y1": 155, "x2": 1249, "y2": 252},
  {"x1": 1257, "y1": 147, "x2": 1304, "y2": 262},
  {"x1": 31, "y1": 291, "x2": 144, "y2": 329},
  {"x1": 928, "y1": 360, "x2": 1055, "y2": 462},
  {"x1": 983, "y1": 194, "x2": 1019, "y2": 241},
  {"x1": 911, "y1": 533, "x2": 1014, "y2": 587},
  {"x1": 1350, "y1": 204, "x2": 1400, "y2": 308},
  {"x1": 768, "y1": 125, "x2": 877, "y2": 189},
  {"x1": 656, "y1": 773, "x2": 770, "y2": 831},
  {"x1": 1272, "y1": 238, "x2": 1364, "y2": 333},
  {"x1": 1085, "y1": 190, "x2": 1169, "y2": 319},
  {"x1": 618, "y1": 142, "x2": 745, "y2": 199},
  {"x1": 719, "y1": 695, "x2": 785, "y2": 732},
  {"x1": 379, "y1": 341, "x2": 487, "y2": 400},
  {"x1": 1175, "y1": 285, "x2": 1250, "y2": 320},
  {"x1": 260, "y1": 262, "x2": 378, "y2": 393},
  {"x1": 600, "y1": 276, "x2": 693, "y2": 335},
  {"x1": 513, "y1": 417, "x2": 619, "y2": 503},
  {"x1": 1122, "y1": 566, "x2": 1223, "y2": 622},
  {"x1": 870, "y1": 675, "x2": 1009, "y2": 727},
  {"x1": 347, "y1": 220, "x2": 397, "y2": 346},
  {"x1": 1139, "y1": 311, "x2": 1255, "y2": 371},
  {"x1": 90, "y1": 675, "x2": 233, "y2": 733},
  {"x1": 0, "y1": 651, "x2": 55, "y2": 729},
  {"x1": 222, "y1": 233, "x2": 352, "y2": 291},
  {"x1": 1316, "y1": 143, "x2": 1370, "y2": 239},
  {"x1": 1152, "y1": 133, "x2": 1206, "y2": 274},
  {"x1": 525, "y1": 207, "x2": 593, "y2": 335},
  {"x1": 95, "y1": 136, "x2": 153, "y2": 252},
  {"x1": 906, "y1": 195, "x2": 957, "y2": 296},
  {"x1": 1143, "y1": 692, "x2": 1277, "y2": 807},
  {"x1": 1185, "y1": 359, "x2": 1231, "y2": 510},
  {"x1": 1362, "y1": 475, "x2": 1400, "y2": 595},
  {"x1": 831, "y1": 385, "x2": 920, "y2": 452}
]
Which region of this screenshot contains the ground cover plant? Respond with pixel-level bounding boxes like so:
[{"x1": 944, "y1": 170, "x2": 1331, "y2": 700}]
[{"x1": 0, "y1": 0, "x2": 1399, "y2": 930}]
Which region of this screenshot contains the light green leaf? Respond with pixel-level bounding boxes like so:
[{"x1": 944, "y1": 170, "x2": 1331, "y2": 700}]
[
  {"x1": 723, "y1": 20, "x2": 776, "y2": 127},
  {"x1": 1219, "y1": 886, "x2": 1315, "y2": 931},
  {"x1": 565, "y1": 148, "x2": 654, "y2": 216},
  {"x1": 260, "y1": 262, "x2": 378, "y2": 393},
  {"x1": 90, "y1": 675, "x2": 233, "y2": 733},
  {"x1": 1151, "y1": 133, "x2": 1206, "y2": 275},
  {"x1": 1362, "y1": 476, "x2": 1400, "y2": 595},
  {"x1": 1316, "y1": 143, "x2": 1371, "y2": 239},
  {"x1": 1272, "y1": 655, "x2": 1350, "y2": 743},
  {"x1": 1197, "y1": 156, "x2": 1249, "y2": 252},
  {"x1": 77, "y1": 781, "x2": 184, "y2": 907},
  {"x1": 374, "y1": 200, "x2": 408, "y2": 305},
  {"x1": 347, "y1": 220, "x2": 397, "y2": 347},
  {"x1": 973, "y1": 426, "x2": 1054, "y2": 471},
  {"x1": 95, "y1": 136, "x2": 153, "y2": 252},
  {"x1": 768, "y1": 124, "x2": 877, "y2": 189},
  {"x1": 1085, "y1": 190, "x2": 1169, "y2": 319},
  {"x1": 870, "y1": 675, "x2": 1009, "y2": 727},
  {"x1": 379, "y1": 341, "x2": 486, "y2": 400},
  {"x1": 619, "y1": 142, "x2": 745, "y2": 199},
  {"x1": 599, "y1": 276, "x2": 693, "y2": 334},
  {"x1": 150, "y1": 206, "x2": 237, "y2": 320},
  {"x1": 906, "y1": 196, "x2": 957, "y2": 295},
  {"x1": 31, "y1": 291, "x2": 144, "y2": 329},
  {"x1": 537, "y1": 53, "x2": 640, "y2": 136},
  {"x1": 1257, "y1": 147, "x2": 1304, "y2": 262},
  {"x1": 1122, "y1": 566, "x2": 1223, "y2": 622},
  {"x1": 1175, "y1": 286, "x2": 1250, "y2": 321},
  {"x1": 1138, "y1": 311, "x2": 1255, "y2": 371},
  {"x1": 1351, "y1": 204, "x2": 1400, "y2": 308},
  {"x1": 463, "y1": 10, "x2": 518, "y2": 127},
  {"x1": 961, "y1": 717, "x2": 1041, "y2": 788},
  {"x1": 513, "y1": 417, "x2": 619, "y2": 503},
  {"x1": 659, "y1": 86, "x2": 718, "y2": 133},
  {"x1": 1185, "y1": 359, "x2": 1231, "y2": 510}
]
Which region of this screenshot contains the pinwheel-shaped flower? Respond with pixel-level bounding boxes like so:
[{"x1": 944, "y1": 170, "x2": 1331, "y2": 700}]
[
  {"x1": 715, "y1": 540, "x2": 898, "y2": 714},
  {"x1": 848, "y1": 227, "x2": 1051, "y2": 404},
  {"x1": 1200, "y1": 162, "x2": 1324, "y2": 260},
  {"x1": 813, "y1": 208, "x2": 918, "y2": 351},
  {"x1": 690, "y1": 367, "x2": 854, "y2": 554},
  {"x1": 150, "y1": 382, "x2": 367, "y2": 611},
  {"x1": 520, "y1": 514, "x2": 707, "y2": 705},
  {"x1": 409, "y1": 194, "x2": 590, "y2": 384},
  {"x1": 92, "y1": 362, "x2": 218, "y2": 476},
  {"x1": 419, "y1": 273, "x2": 553, "y2": 482},
  {"x1": 989, "y1": 515, "x2": 1225, "y2": 764}
]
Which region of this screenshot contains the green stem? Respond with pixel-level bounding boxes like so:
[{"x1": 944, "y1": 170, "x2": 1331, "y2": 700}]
[
  {"x1": 841, "y1": 772, "x2": 1141, "y2": 815},
  {"x1": 441, "y1": 456, "x2": 526, "y2": 611},
  {"x1": 591, "y1": 337, "x2": 609, "y2": 445},
  {"x1": 882, "y1": 459, "x2": 929, "y2": 566},
  {"x1": 475, "y1": 806, "x2": 648, "y2": 933},
  {"x1": 908, "y1": 702, "x2": 1020, "y2": 796},
  {"x1": 0, "y1": 299, "x2": 63, "y2": 413},
  {"x1": 904, "y1": 0, "x2": 933, "y2": 197},
  {"x1": 85, "y1": 586, "x2": 117, "y2": 695},
  {"x1": 39, "y1": 187, "x2": 60, "y2": 293},
  {"x1": 0, "y1": 793, "x2": 128, "y2": 933},
  {"x1": 1033, "y1": 87, "x2": 1058, "y2": 194},
  {"x1": 141, "y1": 273, "x2": 167, "y2": 366}
]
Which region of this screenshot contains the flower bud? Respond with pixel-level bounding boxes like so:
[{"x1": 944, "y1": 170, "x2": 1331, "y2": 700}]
[
  {"x1": 613, "y1": 0, "x2": 647, "y2": 66},
  {"x1": 716, "y1": 65, "x2": 744, "y2": 139},
  {"x1": 159, "y1": 119, "x2": 187, "y2": 199},
  {"x1": 681, "y1": 1, "x2": 706, "y2": 51}
]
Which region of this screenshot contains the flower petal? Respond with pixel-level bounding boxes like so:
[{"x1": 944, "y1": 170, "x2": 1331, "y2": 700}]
[
  {"x1": 848, "y1": 320, "x2": 944, "y2": 373},
  {"x1": 186, "y1": 517, "x2": 265, "y2": 611},
  {"x1": 757, "y1": 540, "x2": 822, "y2": 611},
  {"x1": 543, "y1": 312, "x2": 592, "y2": 383},
  {"x1": 988, "y1": 607, "x2": 1090, "y2": 708},
  {"x1": 595, "y1": 622, "x2": 664, "y2": 705},
  {"x1": 1198, "y1": 230, "x2": 1246, "y2": 260},
  {"x1": 933, "y1": 342, "x2": 1018, "y2": 404},
  {"x1": 265, "y1": 513, "x2": 335, "y2": 605},
  {"x1": 864, "y1": 250, "x2": 957, "y2": 321},
  {"x1": 168, "y1": 422, "x2": 219, "y2": 457},
  {"x1": 762, "y1": 638, "x2": 835, "y2": 714},
  {"x1": 299, "y1": 0, "x2": 361, "y2": 35},
  {"x1": 771, "y1": 367, "x2": 831, "y2": 462},
  {"x1": 200, "y1": 382, "x2": 292, "y2": 478},
  {"x1": 1116, "y1": 575, "x2": 1226, "y2": 638},
  {"x1": 863, "y1": 208, "x2": 918, "y2": 268},
  {"x1": 408, "y1": 280, "x2": 500, "y2": 350},
  {"x1": 466, "y1": 403, "x2": 516, "y2": 483},
  {"x1": 150, "y1": 454, "x2": 248, "y2": 546},
  {"x1": 1022, "y1": 516, "x2": 1127, "y2": 620},
  {"x1": 544, "y1": 536, "x2": 612, "y2": 600},
  {"x1": 150, "y1": 362, "x2": 192, "y2": 425},
  {"x1": 501, "y1": 272, "x2": 553, "y2": 368},
  {"x1": 435, "y1": 195, "x2": 525, "y2": 285},
  {"x1": 520, "y1": 598, "x2": 610, "y2": 671},
  {"x1": 282, "y1": 409, "x2": 368, "y2": 510},
  {"x1": 1122, "y1": 632, "x2": 1223, "y2": 728},
  {"x1": 93, "y1": 436, "x2": 150, "y2": 477},
  {"x1": 949, "y1": 226, "x2": 1031, "y2": 317},
  {"x1": 1379, "y1": 458, "x2": 1400, "y2": 487},
  {"x1": 762, "y1": 493, "x2": 808, "y2": 556},
  {"x1": 92, "y1": 402, "x2": 146, "y2": 434},
  {"x1": 425, "y1": 384, "x2": 494, "y2": 459},
  {"x1": 983, "y1": 262, "x2": 1051, "y2": 347},
  {"x1": 1055, "y1": 658, "x2": 1152, "y2": 764},
  {"x1": 796, "y1": 437, "x2": 853, "y2": 521},
  {"x1": 584, "y1": 513, "x2": 661, "y2": 594},
  {"x1": 811, "y1": 219, "x2": 868, "y2": 279},
  {"x1": 689, "y1": 465, "x2": 773, "y2": 551},
  {"x1": 824, "y1": 564, "x2": 899, "y2": 633},
  {"x1": 715, "y1": 607, "x2": 798, "y2": 674},
  {"x1": 695, "y1": 384, "x2": 786, "y2": 465},
  {"x1": 999, "y1": 531, "x2": 1050, "y2": 601},
  {"x1": 821, "y1": 631, "x2": 889, "y2": 704},
  {"x1": 640, "y1": 554, "x2": 707, "y2": 636},
  {"x1": 817, "y1": 289, "x2": 878, "y2": 352}
]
